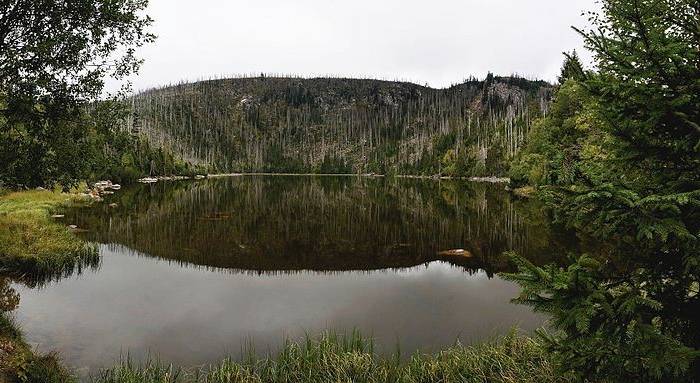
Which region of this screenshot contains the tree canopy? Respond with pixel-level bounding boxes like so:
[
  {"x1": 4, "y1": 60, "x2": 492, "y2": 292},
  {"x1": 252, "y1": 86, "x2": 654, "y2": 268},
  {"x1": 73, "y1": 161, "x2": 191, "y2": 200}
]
[
  {"x1": 0, "y1": 0, "x2": 155, "y2": 188},
  {"x1": 557, "y1": 50, "x2": 585, "y2": 85},
  {"x1": 0, "y1": 0, "x2": 154, "y2": 101}
]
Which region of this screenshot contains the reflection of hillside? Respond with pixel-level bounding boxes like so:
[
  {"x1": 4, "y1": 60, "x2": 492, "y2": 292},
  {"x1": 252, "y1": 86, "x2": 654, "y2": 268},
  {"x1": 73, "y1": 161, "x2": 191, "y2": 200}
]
[{"x1": 68, "y1": 177, "x2": 572, "y2": 275}]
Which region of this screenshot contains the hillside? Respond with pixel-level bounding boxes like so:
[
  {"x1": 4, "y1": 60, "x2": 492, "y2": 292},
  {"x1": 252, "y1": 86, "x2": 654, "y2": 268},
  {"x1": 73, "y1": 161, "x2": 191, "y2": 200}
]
[{"x1": 129, "y1": 75, "x2": 553, "y2": 176}]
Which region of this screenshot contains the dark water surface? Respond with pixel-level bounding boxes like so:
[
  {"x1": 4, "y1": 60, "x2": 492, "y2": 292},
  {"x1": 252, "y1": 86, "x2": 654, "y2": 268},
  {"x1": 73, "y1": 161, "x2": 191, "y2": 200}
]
[{"x1": 9, "y1": 176, "x2": 575, "y2": 376}]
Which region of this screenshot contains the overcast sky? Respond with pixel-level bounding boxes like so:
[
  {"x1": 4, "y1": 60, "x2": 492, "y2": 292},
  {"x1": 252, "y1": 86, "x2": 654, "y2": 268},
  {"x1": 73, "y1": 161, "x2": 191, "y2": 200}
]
[{"x1": 118, "y1": 0, "x2": 599, "y2": 92}]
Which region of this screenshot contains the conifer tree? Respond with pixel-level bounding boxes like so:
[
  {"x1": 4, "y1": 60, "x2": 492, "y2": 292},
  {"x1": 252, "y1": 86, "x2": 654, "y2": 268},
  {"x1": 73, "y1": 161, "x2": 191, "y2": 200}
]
[
  {"x1": 557, "y1": 51, "x2": 585, "y2": 85},
  {"x1": 504, "y1": 0, "x2": 700, "y2": 381}
]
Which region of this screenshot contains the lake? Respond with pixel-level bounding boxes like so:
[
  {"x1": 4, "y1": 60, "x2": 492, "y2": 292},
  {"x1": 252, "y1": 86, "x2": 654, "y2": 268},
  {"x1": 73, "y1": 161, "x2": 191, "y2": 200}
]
[{"x1": 6, "y1": 175, "x2": 575, "y2": 377}]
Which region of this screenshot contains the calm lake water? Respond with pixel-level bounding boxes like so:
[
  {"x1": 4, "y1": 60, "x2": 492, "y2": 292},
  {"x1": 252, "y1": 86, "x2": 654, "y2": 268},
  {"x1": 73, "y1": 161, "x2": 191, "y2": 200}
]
[{"x1": 7, "y1": 176, "x2": 575, "y2": 376}]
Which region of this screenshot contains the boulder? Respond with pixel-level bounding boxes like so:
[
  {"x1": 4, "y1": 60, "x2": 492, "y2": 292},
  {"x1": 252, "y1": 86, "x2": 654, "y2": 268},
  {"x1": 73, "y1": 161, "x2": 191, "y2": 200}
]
[{"x1": 437, "y1": 249, "x2": 472, "y2": 258}]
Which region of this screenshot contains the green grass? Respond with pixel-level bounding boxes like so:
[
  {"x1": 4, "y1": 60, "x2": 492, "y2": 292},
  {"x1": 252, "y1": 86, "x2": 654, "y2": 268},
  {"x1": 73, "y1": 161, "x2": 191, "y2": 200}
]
[
  {"x1": 0, "y1": 190, "x2": 96, "y2": 382},
  {"x1": 93, "y1": 331, "x2": 571, "y2": 383},
  {"x1": 0, "y1": 190, "x2": 98, "y2": 279}
]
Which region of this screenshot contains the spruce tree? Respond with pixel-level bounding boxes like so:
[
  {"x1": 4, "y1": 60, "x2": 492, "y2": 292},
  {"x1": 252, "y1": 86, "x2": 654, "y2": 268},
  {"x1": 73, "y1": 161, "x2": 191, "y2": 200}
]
[
  {"x1": 504, "y1": 0, "x2": 700, "y2": 381},
  {"x1": 557, "y1": 51, "x2": 585, "y2": 85}
]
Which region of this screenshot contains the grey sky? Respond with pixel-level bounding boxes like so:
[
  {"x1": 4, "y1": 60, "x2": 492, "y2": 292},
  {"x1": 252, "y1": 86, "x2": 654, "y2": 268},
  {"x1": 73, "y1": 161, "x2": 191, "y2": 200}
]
[{"x1": 122, "y1": 0, "x2": 598, "y2": 92}]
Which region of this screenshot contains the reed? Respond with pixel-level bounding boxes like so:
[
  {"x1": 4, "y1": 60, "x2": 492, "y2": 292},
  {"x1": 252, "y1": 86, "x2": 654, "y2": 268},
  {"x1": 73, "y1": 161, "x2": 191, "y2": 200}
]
[
  {"x1": 93, "y1": 357, "x2": 183, "y2": 383},
  {"x1": 93, "y1": 331, "x2": 571, "y2": 383}
]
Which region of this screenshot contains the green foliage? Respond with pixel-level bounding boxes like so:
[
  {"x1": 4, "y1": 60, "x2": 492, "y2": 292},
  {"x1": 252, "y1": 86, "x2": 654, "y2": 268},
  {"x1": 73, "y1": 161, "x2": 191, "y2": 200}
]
[
  {"x1": 0, "y1": 97, "x2": 205, "y2": 189},
  {"x1": 557, "y1": 51, "x2": 585, "y2": 85},
  {"x1": 576, "y1": 0, "x2": 700, "y2": 161},
  {"x1": 505, "y1": 1, "x2": 700, "y2": 381},
  {"x1": 0, "y1": 0, "x2": 154, "y2": 100},
  {"x1": 85, "y1": 100, "x2": 207, "y2": 184},
  {"x1": 0, "y1": 190, "x2": 99, "y2": 279},
  {"x1": 92, "y1": 331, "x2": 569, "y2": 383},
  {"x1": 509, "y1": 153, "x2": 548, "y2": 186},
  {"x1": 0, "y1": 0, "x2": 154, "y2": 189},
  {"x1": 503, "y1": 253, "x2": 697, "y2": 381},
  {"x1": 0, "y1": 97, "x2": 92, "y2": 189},
  {"x1": 508, "y1": 80, "x2": 606, "y2": 187}
]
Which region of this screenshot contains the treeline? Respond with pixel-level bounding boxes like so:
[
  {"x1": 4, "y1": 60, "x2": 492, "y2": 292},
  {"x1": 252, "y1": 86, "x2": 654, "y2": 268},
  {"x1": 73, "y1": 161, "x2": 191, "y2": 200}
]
[
  {"x1": 0, "y1": 99, "x2": 205, "y2": 189},
  {"x1": 130, "y1": 75, "x2": 552, "y2": 176}
]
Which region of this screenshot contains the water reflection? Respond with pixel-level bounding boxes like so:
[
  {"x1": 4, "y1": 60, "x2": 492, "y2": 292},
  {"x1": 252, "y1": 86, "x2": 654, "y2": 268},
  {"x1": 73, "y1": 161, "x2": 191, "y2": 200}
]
[
  {"x1": 0, "y1": 277, "x2": 19, "y2": 312},
  {"x1": 68, "y1": 176, "x2": 569, "y2": 274},
  {"x1": 9, "y1": 176, "x2": 576, "y2": 376},
  {"x1": 14, "y1": 246, "x2": 544, "y2": 374}
]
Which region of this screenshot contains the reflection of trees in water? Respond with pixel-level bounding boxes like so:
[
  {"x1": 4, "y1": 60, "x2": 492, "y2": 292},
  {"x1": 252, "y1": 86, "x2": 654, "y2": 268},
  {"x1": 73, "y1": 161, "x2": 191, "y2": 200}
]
[
  {"x1": 0, "y1": 278, "x2": 19, "y2": 312},
  {"x1": 102, "y1": 243, "x2": 486, "y2": 278},
  {"x1": 70, "y1": 177, "x2": 572, "y2": 275},
  {"x1": 0, "y1": 253, "x2": 101, "y2": 290}
]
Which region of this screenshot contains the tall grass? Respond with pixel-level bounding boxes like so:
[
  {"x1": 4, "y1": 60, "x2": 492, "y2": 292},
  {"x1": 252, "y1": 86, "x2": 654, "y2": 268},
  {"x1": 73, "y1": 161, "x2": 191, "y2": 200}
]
[
  {"x1": 92, "y1": 357, "x2": 184, "y2": 383},
  {"x1": 0, "y1": 190, "x2": 99, "y2": 279},
  {"x1": 94, "y1": 331, "x2": 571, "y2": 383}
]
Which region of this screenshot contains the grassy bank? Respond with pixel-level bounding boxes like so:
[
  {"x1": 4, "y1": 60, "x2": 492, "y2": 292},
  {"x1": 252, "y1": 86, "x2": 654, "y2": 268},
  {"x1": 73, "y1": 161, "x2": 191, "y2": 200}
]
[
  {"x1": 94, "y1": 331, "x2": 569, "y2": 383},
  {"x1": 0, "y1": 190, "x2": 98, "y2": 278},
  {"x1": 0, "y1": 190, "x2": 98, "y2": 382},
  {"x1": 0, "y1": 312, "x2": 75, "y2": 383}
]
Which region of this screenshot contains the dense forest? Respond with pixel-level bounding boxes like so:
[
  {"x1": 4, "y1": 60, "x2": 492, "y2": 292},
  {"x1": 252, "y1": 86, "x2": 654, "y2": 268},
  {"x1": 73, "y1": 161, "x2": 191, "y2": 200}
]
[
  {"x1": 0, "y1": 98, "x2": 207, "y2": 189},
  {"x1": 129, "y1": 75, "x2": 552, "y2": 176},
  {"x1": 1, "y1": 73, "x2": 553, "y2": 188}
]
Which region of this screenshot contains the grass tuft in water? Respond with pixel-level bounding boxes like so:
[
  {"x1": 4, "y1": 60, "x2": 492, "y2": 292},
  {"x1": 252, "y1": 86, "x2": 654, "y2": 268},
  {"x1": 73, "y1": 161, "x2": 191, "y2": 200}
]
[
  {"x1": 94, "y1": 357, "x2": 183, "y2": 383},
  {"x1": 93, "y1": 330, "x2": 571, "y2": 383}
]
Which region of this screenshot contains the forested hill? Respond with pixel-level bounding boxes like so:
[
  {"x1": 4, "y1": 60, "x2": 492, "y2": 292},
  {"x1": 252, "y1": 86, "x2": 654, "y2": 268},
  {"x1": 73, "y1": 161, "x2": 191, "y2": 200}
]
[{"x1": 129, "y1": 75, "x2": 553, "y2": 176}]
